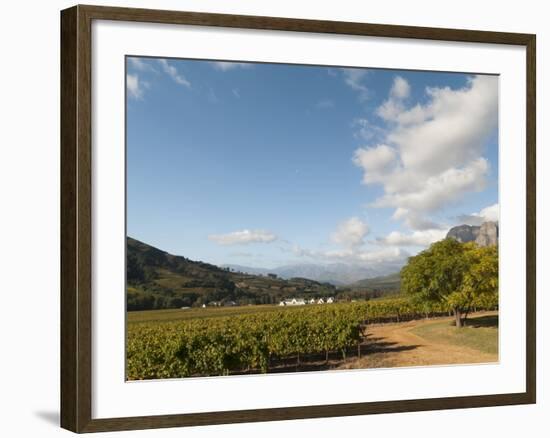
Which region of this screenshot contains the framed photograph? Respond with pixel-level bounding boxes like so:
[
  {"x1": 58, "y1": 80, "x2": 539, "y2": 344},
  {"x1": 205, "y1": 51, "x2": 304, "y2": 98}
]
[{"x1": 60, "y1": 4, "x2": 536, "y2": 433}]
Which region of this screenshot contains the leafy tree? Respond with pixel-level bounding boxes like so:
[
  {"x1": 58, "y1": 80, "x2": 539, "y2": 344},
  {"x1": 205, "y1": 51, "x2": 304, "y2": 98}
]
[
  {"x1": 127, "y1": 253, "x2": 145, "y2": 283},
  {"x1": 447, "y1": 244, "x2": 498, "y2": 323},
  {"x1": 401, "y1": 239, "x2": 498, "y2": 327}
]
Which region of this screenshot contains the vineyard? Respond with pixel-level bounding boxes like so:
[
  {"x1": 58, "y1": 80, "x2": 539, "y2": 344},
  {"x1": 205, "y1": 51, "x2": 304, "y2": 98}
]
[{"x1": 127, "y1": 296, "x2": 497, "y2": 380}]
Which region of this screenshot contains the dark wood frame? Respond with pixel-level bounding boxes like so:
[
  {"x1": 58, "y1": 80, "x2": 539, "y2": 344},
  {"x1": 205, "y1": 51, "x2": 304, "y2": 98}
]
[{"x1": 61, "y1": 4, "x2": 536, "y2": 433}]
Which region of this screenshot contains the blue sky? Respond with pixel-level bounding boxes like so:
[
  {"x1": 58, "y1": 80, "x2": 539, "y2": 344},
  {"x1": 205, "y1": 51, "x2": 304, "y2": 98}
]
[{"x1": 126, "y1": 57, "x2": 499, "y2": 271}]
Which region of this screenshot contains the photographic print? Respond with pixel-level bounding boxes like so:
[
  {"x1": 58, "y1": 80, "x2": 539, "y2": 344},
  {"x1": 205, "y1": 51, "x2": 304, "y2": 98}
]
[{"x1": 125, "y1": 57, "x2": 499, "y2": 380}]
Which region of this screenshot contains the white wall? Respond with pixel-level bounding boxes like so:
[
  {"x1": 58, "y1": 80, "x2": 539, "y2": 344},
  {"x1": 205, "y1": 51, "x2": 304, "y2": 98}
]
[{"x1": 0, "y1": 0, "x2": 545, "y2": 437}]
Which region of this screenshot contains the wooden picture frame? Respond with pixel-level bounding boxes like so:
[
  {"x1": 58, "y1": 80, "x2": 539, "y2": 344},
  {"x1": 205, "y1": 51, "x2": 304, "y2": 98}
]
[{"x1": 60, "y1": 4, "x2": 536, "y2": 433}]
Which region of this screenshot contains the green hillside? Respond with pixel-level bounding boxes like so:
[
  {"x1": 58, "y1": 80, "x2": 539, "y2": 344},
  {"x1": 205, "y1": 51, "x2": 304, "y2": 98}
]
[
  {"x1": 127, "y1": 237, "x2": 336, "y2": 310},
  {"x1": 347, "y1": 272, "x2": 401, "y2": 295}
]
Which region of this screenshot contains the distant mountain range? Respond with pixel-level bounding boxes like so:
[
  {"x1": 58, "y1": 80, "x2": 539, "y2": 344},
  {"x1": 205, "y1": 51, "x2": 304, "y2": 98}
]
[
  {"x1": 126, "y1": 237, "x2": 403, "y2": 311},
  {"x1": 222, "y1": 262, "x2": 402, "y2": 286}
]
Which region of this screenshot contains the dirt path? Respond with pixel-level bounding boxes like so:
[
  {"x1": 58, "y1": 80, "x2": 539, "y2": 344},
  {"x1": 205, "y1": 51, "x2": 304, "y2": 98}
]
[{"x1": 339, "y1": 313, "x2": 498, "y2": 370}]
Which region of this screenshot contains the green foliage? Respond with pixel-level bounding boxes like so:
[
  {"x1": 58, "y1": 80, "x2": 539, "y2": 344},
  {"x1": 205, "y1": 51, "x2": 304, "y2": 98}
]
[
  {"x1": 127, "y1": 302, "x2": 364, "y2": 379},
  {"x1": 401, "y1": 239, "x2": 498, "y2": 326},
  {"x1": 126, "y1": 296, "x2": 497, "y2": 379},
  {"x1": 459, "y1": 244, "x2": 499, "y2": 310},
  {"x1": 126, "y1": 237, "x2": 337, "y2": 310}
]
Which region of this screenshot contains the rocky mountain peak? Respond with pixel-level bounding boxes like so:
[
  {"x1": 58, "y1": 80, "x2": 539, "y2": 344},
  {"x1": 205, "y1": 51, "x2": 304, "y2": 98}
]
[{"x1": 446, "y1": 221, "x2": 498, "y2": 247}]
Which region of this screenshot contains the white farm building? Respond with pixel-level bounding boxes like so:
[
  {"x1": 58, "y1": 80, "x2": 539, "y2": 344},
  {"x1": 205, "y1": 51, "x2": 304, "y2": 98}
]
[
  {"x1": 279, "y1": 298, "x2": 306, "y2": 306},
  {"x1": 278, "y1": 297, "x2": 335, "y2": 306}
]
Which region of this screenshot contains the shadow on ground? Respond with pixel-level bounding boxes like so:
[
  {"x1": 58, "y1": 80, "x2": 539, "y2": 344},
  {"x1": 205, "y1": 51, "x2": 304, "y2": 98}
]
[
  {"x1": 439, "y1": 314, "x2": 499, "y2": 329},
  {"x1": 467, "y1": 314, "x2": 499, "y2": 328},
  {"x1": 362, "y1": 335, "x2": 419, "y2": 354},
  {"x1": 229, "y1": 334, "x2": 419, "y2": 375}
]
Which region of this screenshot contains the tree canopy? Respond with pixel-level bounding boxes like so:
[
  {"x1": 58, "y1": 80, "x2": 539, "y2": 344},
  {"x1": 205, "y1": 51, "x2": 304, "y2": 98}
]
[{"x1": 400, "y1": 239, "x2": 498, "y2": 327}]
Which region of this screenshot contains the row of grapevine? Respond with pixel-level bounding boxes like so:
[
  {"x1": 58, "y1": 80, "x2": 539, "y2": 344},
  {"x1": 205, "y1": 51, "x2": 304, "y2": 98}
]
[
  {"x1": 364, "y1": 298, "x2": 450, "y2": 323},
  {"x1": 127, "y1": 303, "x2": 368, "y2": 379},
  {"x1": 127, "y1": 297, "x2": 497, "y2": 379}
]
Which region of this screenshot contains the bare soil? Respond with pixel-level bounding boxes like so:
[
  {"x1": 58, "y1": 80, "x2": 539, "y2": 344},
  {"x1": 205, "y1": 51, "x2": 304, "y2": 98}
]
[{"x1": 338, "y1": 312, "x2": 498, "y2": 370}]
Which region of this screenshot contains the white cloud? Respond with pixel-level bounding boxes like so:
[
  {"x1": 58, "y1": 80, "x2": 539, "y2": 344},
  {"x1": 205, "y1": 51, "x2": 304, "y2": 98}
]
[
  {"x1": 391, "y1": 208, "x2": 446, "y2": 231},
  {"x1": 376, "y1": 229, "x2": 448, "y2": 247},
  {"x1": 479, "y1": 203, "x2": 499, "y2": 222},
  {"x1": 128, "y1": 57, "x2": 157, "y2": 73},
  {"x1": 293, "y1": 243, "x2": 407, "y2": 265},
  {"x1": 354, "y1": 247, "x2": 407, "y2": 263},
  {"x1": 388, "y1": 76, "x2": 498, "y2": 174},
  {"x1": 391, "y1": 76, "x2": 411, "y2": 99},
  {"x1": 324, "y1": 247, "x2": 403, "y2": 262},
  {"x1": 377, "y1": 76, "x2": 410, "y2": 120},
  {"x1": 352, "y1": 118, "x2": 386, "y2": 141},
  {"x1": 127, "y1": 74, "x2": 145, "y2": 99},
  {"x1": 331, "y1": 217, "x2": 369, "y2": 248},
  {"x1": 208, "y1": 229, "x2": 277, "y2": 245},
  {"x1": 288, "y1": 216, "x2": 411, "y2": 269},
  {"x1": 342, "y1": 68, "x2": 369, "y2": 101},
  {"x1": 290, "y1": 216, "x2": 408, "y2": 266},
  {"x1": 352, "y1": 144, "x2": 397, "y2": 184},
  {"x1": 371, "y1": 158, "x2": 489, "y2": 212},
  {"x1": 353, "y1": 75, "x2": 498, "y2": 230},
  {"x1": 457, "y1": 203, "x2": 499, "y2": 225},
  {"x1": 212, "y1": 62, "x2": 252, "y2": 71},
  {"x1": 158, "y1": 59, "x2": 191, "y2": 87}
]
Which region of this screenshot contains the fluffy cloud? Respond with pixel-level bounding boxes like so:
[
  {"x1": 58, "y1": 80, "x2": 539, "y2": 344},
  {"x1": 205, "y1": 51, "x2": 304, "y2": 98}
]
[
  {"x1": 353, "y1": 144, "x2": 397, "y2": 184},
  {"x1": 342, "y1": 68, "x2": 369, "y2": 101},
  {"x1": 331, "y1": 217, "x2": 369, "y2": 248},
  {"x1": 377, "y1": 76, "x2": 410, "y2": 120},
  {"x1": 127, "y1": 74, "x2": 145, "y2": 99},
  {"x1": 371, "y1": 158, "x2": 489, "y2": 212},
  {"x1": 291, "y1": 217, "x2": 409, "y2": 266},
  {"x1": 391, "y1": 208, "x2": 445, "y2": 231},
  {"x1": 158, "y1": 59, "x2": 191, "y2": 87},
  {"x1": 353, "y1": 75, "x2": 498, "y2": 230},
  {"x1": 457, "y1": 203, "x2": 499, "y2": 225},
  {"x1": 388, "y1": 76, "x2": 498, "y2": 175},
  {"x1": 208, "y1": 229, "x2": 277, "y2": 245},
  {"x1": 376, "y1": 229, "x2": 448, "y2": 247},
  {"x1": 478, "y1": 203, "x2": 499, "y2": 221},
  {"x1": 391, "y1": 76, "x2": 411, "y2": 99},
  {"x1": 212, "y1": 62, "x2": 252, "y2": 71}
]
